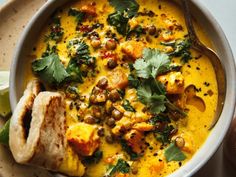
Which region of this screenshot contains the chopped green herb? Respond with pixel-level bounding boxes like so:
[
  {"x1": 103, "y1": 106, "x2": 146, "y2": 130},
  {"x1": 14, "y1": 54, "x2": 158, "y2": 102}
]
[
  {"x1": 108, "y1": 159, "x2": 130, "y2": 176},
  {"x1": 42, "y1": 44, "x2": 57, "y2": 57},
  {"x1": 68, "y1": 8, "x2": 85, "y2": 24},
  {"x1": 109, "y1": 0, "x2": 139, "y2": 18},
  {"x1": 162, "y1": 39, "x2": 192, "y2": 63},
  {"x1": 107, "y1": 11, "x2": 129, "y2": 35},
  {"x1": 108, "y1": 0, "x2": 139, "y2": 35},
  {"x1": 120, "y1": 139, "x2": 139, "y2": 160},
  {"x1": 126, "y1": 25, "x2": 143, "y2": 39},
  {"x1": 66, "y1": 59, "x2": 83, "y2": 83},
  {"x1": 149, "y1": 115, "x2": 171, "y2": 125},
  {"x1": 0, "y1": 119, "x2": 10, "y2": 146},
  {"x1": 67, "y1": 38, "x2": 95, "y2": 65},
  {"x1": 122, "y1": 99, "x2": 136, "y2": 112},
  {"x1": 155, "y1": 124, "x2": 175, "y2": 145},
  {"x1": 164, "y1": 142, "x2": 186, "y2": 162},
  {"x1": 45, "y1": 17, "x2": 64, "y2": 42},
  {"x1": 32, "y1": 53, "x2": 69, "y2": 85},
  {"x1": 83, "y1": 150, "x2": 103, "y2": 164}
]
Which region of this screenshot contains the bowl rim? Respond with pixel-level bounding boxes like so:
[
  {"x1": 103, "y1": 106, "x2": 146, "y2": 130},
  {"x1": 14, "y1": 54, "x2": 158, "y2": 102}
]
[{"x1": 9, "y1": 0, "x2": 236, "y2": 177}]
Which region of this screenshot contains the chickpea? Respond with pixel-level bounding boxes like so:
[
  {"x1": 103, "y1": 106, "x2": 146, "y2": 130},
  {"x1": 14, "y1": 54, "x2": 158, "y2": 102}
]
[
  {"x1": 97, "y1": 127, "x2": 105, "y2": 137},
  {"x1": 97, "y1": 77, "x2": 108, "y2": 89},
  {"x1": 89, "y1": 95, "x2": 96, "y2": 104},
  {"x1": 91, "y1": 38, "x2": 101, "y2": 49},
  {"x1": 105, "y1": 135, "x2": 114, "y2": 144},
  {"x1": 148, "y1": 25, "x2": 157, "y2": 35},
  {"x1": 107, "y1": 117, "x2": 116, "y2": 127},
  {"x1": 92, "y1": 106, "x2": 102, "y2": 119},
  {"x1": 96, "y1": 93, "x2": 107, "y2": 103},
  {"x1": 106, "y1": 39, "x2": 117, "y2": 50},
  {"x1": 108, "y1": 90, "x2": 121, "y2": 102},
  {"x1": 84, "y1": 115, "x2": 96, "y2": 124},
  {"x1": 105, "y1": 100, "x2": 114, "y2": 114},
  {"x1": 112, "y1": 109, "x2": 123, "y2": 120},
  {"x1": 107, "y1": 58, "x2": 118, "y2": 69},
  {"x1": 175, "y1": 136, "x2": 185, "y2": 148},
  {"x1": 131, "y1": 167, "x2": 138, "y2": 175}
]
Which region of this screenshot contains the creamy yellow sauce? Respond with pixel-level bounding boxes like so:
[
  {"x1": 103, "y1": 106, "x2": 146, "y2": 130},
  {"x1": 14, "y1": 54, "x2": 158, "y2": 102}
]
[{"x1": 32, "y1": 0, "x2": 218, "y2": 176}]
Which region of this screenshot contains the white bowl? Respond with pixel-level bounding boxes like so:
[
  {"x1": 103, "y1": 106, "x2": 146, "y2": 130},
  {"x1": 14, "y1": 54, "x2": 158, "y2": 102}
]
[{"x1": 10, "y1": 0, "x2": 236, "y2": 176}]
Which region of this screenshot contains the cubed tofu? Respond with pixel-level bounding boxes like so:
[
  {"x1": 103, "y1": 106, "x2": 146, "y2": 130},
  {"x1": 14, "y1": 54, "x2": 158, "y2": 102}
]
[
  {"x1": 59, "y1": 147, "x2": 85, "y2": 177},
  {"x1": 132, "y1": 122, "x2": 154, "y2": 132},
  {"x1": 124, "y1": 130, "x2": 145, "y2": 154},
  {"x1": 157, "y1": 72, "x2": 185, "y2": 94},
  {"x1": 80, "y1": 4, "x2": 97, "y2": 16},
  {"x1": 112, "y1": 117, "x2": 133, "y2": 136},
  {"x1": 108, "y1": 68, "x2": 128, "y2": 90},
  {"x1": 121, "y1": 41, "x2": 145, "y2": 60},
  {"x1": 67, "y1": 123, "x2": 100, "y2": 156}
]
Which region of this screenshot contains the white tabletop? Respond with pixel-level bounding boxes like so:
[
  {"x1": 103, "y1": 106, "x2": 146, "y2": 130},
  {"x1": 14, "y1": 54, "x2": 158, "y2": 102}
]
[{"x1": 0, "y1": 0, "x2": 235, "y2": 176}]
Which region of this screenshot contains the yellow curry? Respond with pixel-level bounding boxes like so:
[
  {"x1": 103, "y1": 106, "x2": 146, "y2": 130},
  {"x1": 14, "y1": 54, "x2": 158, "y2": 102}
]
[{"x1": 31, "y1": 0, "x2": 217, "y2": 176}]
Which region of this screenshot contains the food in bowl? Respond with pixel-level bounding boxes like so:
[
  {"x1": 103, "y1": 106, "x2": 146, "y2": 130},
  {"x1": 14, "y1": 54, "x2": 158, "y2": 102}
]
[{"x1": 9, "y1": 0, "x2": 219, "y2": 176}]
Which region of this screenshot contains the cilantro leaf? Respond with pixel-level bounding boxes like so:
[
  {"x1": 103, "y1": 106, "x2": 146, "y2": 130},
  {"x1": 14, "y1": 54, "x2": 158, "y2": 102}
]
[
  {"x1": 32, "y1": 53, "x2": 69, "y2": 85},
  {"x1": 133, "y1": 48, "x2": 171, "y2": 79},
  {"x1": 107, "y1": 11, "x2": 129, "y2": 35},
  {"x1": 164, "y1": 142, "x2": 186, "y2": 162},
  {"x1": 122, "y1": 99, "x2": 136, "y2": 112},
  {"x1": 137, "y1": 79, "x2": 166, "y2": 114},
  {"x1": 109, "y1": 0, "x2": 139, "y2": 18},
  {"x1": 107, "y1": 159, "x2": 130, "y2": 176}
]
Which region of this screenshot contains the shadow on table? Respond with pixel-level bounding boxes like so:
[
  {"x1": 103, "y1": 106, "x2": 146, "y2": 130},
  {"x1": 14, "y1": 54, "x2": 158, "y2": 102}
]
[{"x1": 193, "y1": 146, "x2": 236, "y2": 177}]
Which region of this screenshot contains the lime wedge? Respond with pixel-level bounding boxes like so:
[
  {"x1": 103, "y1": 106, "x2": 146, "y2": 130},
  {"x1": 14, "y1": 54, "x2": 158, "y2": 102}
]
[
  {"x1": 0, "y1": 119, "x2": 10, "y2": 146},
  {"x1": 0, "y1": 71, "x2": 11, "y2": 118}
]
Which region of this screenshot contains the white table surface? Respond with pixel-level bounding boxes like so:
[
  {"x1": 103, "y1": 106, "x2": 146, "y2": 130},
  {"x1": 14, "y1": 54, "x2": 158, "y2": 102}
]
[{"x1": 0, "y1": 0, "x2": 235, "y2": 176}]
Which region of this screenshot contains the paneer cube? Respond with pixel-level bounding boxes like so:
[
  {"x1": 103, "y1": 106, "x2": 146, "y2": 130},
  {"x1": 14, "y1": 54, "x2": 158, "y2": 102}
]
[
  {"x1": 121, "y1": 41, "x2": 145, "y2": 60},
  {"x1": 124, "y1": 130, "x2": 145, "y2": 154},
  {"x1": 108, "y1": 68, "x2": 128, "y2": 90},
  {"x1": 80, "y1": 4, "x2": 97, "y2": 16},
  {"x1": 67, "y1": 123, "x2": 100, "y2": 156},
  {"x1": 157, "y1": 72, "x2": 185, "y2": 94}
]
